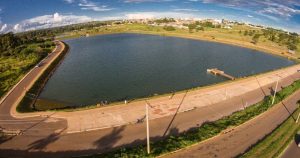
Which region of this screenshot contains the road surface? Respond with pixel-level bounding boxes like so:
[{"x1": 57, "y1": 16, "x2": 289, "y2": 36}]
[
  {"x1": 0, "y1": 40, "x2": 300, "y2": 157},
  {"x1": 161, "y1": 88, "x2": 300, "y2": 158},
  {"x1": 281, "y1": 132, "x2": 300, "y2": 158}
]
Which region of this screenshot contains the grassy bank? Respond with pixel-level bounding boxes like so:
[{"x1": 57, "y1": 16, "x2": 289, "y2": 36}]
[
  {"x1": 241, "y1": 105, "x2": 300, "y2": 158},
  {"x1": 84, "y1": 79, "x2": 300, "y2": 158},
  {"x1": 58, "y1": 23, "x2": 300, "y2": 59},
  {"x1": 0, "y1": 42, "x2": 55, "y2": 98},
  {"x1": 16, "y1": 42, "x2": 69, "y2": 112}
]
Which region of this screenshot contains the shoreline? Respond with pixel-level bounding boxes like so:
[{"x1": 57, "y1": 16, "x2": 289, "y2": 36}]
[
  {"x1": 45, "y1": 63, "x2": 299, "y2": 113},
  {"x1": 58, "y1": 27, "x2": 299, "y2": 61},
  {"x1": 13, "y1": 30, "x2": 299, "y2": 113},
  {"x1": 12, "y1": 41, "x2": 69, "y2": 114},
  {"x1": 36, "y1": 31, "x2": 297, "y2": 112}
]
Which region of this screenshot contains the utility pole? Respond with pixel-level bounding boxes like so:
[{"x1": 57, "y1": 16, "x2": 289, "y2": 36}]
[
  {"x1": 272, "y1": 80, "x2": 279, "y2": 105},
  {"x1": 296, "y1": 104, "x2": 300, "y2": 123},
  {"x1": 296, "y1": 112, "x2": 300, "y2": 123},
  {"x1": 146, "y1": 103, "x2": 150, "y2": 154}
]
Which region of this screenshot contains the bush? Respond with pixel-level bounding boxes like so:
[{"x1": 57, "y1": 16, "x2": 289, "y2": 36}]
[{"x1": 163, "y1": 26, "x2": 176, "y2": 31}]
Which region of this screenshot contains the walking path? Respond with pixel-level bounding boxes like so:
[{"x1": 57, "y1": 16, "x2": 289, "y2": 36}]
[
  {"x1": 0, "y1": 40, "x2": 300, "y2": 157},
  {"x1": 161, "y1": 88, "x2": 300, "y2": 158},
  {"x1": 56, "y1": 64, "x2": 300, "y2": 133}
]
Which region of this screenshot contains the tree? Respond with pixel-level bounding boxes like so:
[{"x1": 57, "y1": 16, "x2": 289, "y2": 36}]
[
  {"x1": 244, "y1": 30, "x2": 248, "y2": 36},
  {"x1": 287, "y1": 43, "x2": 297, "y2": 50},
  {"x1": 188, "y1": 24, "x2": 197, "y2": 33},
  {"x1": 252, "y1": 34, "x2": 261, "y2": 44},
  {"x1": 163, "y1": 26, "x2": 176, "y2": 31}
]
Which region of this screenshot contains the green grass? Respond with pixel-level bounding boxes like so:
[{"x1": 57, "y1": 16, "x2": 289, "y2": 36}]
[
  {"x1": 241, "y1": 106, "x2": 300, "y2": 158},
  {"x1": 84, "y1": 79, "x2": 300, "y2": 158},
  {"x1": 0, "y1": 42, "x2": 55, "y2": 98},
  {"x1": 16, "y1": 42, "x2": 69, "y2": 112},
  {"x1": 57, "y1": 23, "x2": 299, "y2": 59}
]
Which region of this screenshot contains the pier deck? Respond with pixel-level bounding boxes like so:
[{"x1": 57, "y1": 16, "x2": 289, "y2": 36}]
[{"x1": 207, "y1": 68, "x2": 235, "y2": 80}]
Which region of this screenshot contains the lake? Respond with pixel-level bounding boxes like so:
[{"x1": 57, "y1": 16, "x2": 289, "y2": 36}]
[{"x1": 38, "y1": 33, "x2": 295, "y2": 106}]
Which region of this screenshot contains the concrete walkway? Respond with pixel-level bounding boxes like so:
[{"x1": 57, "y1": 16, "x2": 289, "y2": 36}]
[
  {"x1": 1, "y1": 40, "x2": 300, "y2": 157},
  {"x1": 55, "y1": 64, "x2": 300, "y2": 133},
  {"x1": 161, "y1": 88, "x2": 300, "y2": 158}
]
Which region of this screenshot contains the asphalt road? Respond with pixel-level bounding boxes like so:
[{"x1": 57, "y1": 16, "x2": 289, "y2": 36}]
[
  {"x1": 0, "y1": 41, "x2": 300, "y2": 158},
  {"x1": 162, "y1": 87, "x2": 300, "y2": 158},
  {"x1": 281, "y1": 132, "x2": 300, "y2": 158},
  {"x1": 0, "y1": 73, "x2": 299, "y2": 158}
]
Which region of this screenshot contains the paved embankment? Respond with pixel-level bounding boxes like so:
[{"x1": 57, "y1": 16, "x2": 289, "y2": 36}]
[
  {"x1": 0, "y1": 68, "x2": 299, "y2": 158},
  {"x1": 56, "y1": 64, "x2": 300, "y2": 133},
  {"x1": 1, "y1": 39, "x2": 300, "y2": 157}
]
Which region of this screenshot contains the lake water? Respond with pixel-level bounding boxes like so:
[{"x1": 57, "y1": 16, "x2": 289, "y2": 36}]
[{"x1": 38, "y1": 33, "x2": 295, "y2": 106}]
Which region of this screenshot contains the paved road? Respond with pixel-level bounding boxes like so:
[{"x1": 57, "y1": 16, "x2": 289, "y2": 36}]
[
  {"x1": 0, "y1": 73, "x2": 299, "y2": 158},
  {"x1": 0, "y1": 40, "x2": 300, "y2": 157},
  {"x1": 281, "y1": 132, "x2": 300, "y2": 158},
  {"x1": 161, "y1": 88, "x2": 300, "y2": 158}
]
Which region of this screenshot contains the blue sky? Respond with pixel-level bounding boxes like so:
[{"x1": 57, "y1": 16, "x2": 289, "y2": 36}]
[{"x1": 0, "y1": 0, "x2": 300, "y2": 33}]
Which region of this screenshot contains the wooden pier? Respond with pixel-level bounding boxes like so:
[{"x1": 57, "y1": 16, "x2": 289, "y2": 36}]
[{"x1": 207, "y1": 68, "x2": 235, "y2": 80}]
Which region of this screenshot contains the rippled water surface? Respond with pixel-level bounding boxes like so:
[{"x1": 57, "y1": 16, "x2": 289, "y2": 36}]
[{"x1": 38, "y1": 33, "x2": 295, "y2": 106}]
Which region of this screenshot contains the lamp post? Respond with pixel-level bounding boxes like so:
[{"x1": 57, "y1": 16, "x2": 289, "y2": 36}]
[
  {"x1": 146, "y1": 103, "x2": 150, "y2": 154},
  {"x1": 271, "y1": 80, "x2": 279, "y2": 105},
  {"x1": 296, "y1": 103, "x2": 300, "y2": 123}
]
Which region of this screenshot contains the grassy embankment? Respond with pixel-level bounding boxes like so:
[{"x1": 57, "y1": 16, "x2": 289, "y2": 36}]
[
  {"x1": 241, "y1": 105, "x2": 300, "y2": 158},
  {"x1": 58, "y1": 23, "x2": 300, "y2": 59},
  {"x1": 0, "y1": 41, "x2": 55, "y2": 98},
  {"x1": 83, "y1": 79, "x2": 300, "y2": 158},
  {"x1": 16, "y1": 42, "x2": 69, "y2": 112}
]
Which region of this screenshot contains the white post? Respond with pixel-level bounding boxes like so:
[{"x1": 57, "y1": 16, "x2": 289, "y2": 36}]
[
  {"x1": 272, "y1": 80, "x2": 279, "y2": 105},
  {"x1": 296, "y1": 112, "x2": 300, "y2": 123},
  {"x1": 146, "y1": 104, "x2": 150, "y2": 154}
]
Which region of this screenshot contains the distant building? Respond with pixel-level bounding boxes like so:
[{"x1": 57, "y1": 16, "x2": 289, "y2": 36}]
[
  {"x1": 288, "y1": 49, "x2": 296, "y2": 54},
  {"x1": 222, "y1": 19, "x2": 229, "y2": 24}
]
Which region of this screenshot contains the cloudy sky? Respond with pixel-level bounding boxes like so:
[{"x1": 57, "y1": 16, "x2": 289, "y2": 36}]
[{"x1": 0, "y1": 0, "x2": 300, "y2": 33}]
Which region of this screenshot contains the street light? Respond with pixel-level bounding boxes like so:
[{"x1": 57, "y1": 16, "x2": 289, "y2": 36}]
[
  {"x1": 271, "y1": 80, "x2": 279, "y2": 105},
  {"x1": 146, "y1": 103, "x2": 150, "y2": 154},
  {"x1": 296, "y1": 102, "x2": 300, "y2": 123}
]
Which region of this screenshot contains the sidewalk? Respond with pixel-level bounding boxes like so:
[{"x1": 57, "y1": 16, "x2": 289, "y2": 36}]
[
  {"x1": 55, "y1": 64, "x2": 300, "y2": 133},
  {"x1": 161, "y1": 87, "x2": 300, "y2": 158}
]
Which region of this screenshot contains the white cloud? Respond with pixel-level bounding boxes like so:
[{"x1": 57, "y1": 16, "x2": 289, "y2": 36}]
[
  {"x1": 126, "y1": 13, "x2": 155, "y2": 19},
  {"x1": 125, "y1": 11, "x2": 197, "y2": 19},
  {"x1": 0, "y1": 12, "x2": 93, "y2": 33},
  {"x1": 123, "y1": 0, "x2": 174, "y2": 3},
  {"x1": 0, "y1": 23, "x2": 8, "y2": 32},
  {"x1": 63, "y1": 0, "x2": 74, "y2": 3},
  {"x1": 199, "y1": 0, "x2": 300, "y2": 19},
  {"x1": 173, "y1": 8, "x2": 199, "y2": 12},
  {"x1": 78, "y1": 0, "x2": 113, "y2": 11},
  {"x1": 247, "y1": 15, "x2": 253, "y2": 18}
]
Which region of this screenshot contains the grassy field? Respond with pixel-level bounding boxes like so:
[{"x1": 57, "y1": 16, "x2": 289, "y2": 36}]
[
  {"x1": 83, "y1": 79, "x2": 300, "y2": 158},
  {"x1": 0, "y1": 42, "x2": 55, "y2": 98},
  {"x1": 58, "y1": 23, "x2": 300, "y2": 59},
  {"x1": 17, "y1": 42, "x2": 69, "y2": 112},
  {"x1": 241, "y1": 105, "x2": 300, "y2": 158}
]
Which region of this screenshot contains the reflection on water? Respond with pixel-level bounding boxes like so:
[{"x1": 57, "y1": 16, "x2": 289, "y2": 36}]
[{"x1": 38, "y1": 33, "x2": 294, "y2": 106}]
